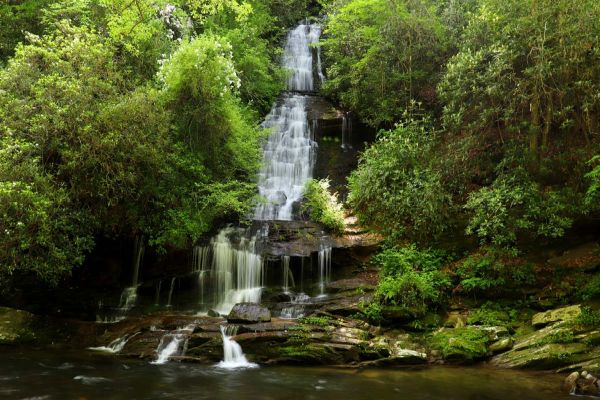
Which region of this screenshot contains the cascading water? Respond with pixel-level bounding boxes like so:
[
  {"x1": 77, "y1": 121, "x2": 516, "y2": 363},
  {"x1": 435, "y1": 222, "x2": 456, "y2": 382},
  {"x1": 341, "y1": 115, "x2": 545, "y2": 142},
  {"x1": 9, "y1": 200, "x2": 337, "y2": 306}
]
[
  {"x1": 211, "y1": 228, "x2": 263, "y2": 315},
  {"x1": 318, "y1": 244, "x2": 332, "y2": 296},
  {"x1": 88, "y1": 332, "x2": 140, "y2": 354},
  {"x1": 189, "y1": 23, "x2": 325, "y2": 316},
  {"x1": 217, "y1": 325, "x2": 257, "y2": 369},
  {"x1": 151, "y1": 325, "x2": 194, "y2": 365}
]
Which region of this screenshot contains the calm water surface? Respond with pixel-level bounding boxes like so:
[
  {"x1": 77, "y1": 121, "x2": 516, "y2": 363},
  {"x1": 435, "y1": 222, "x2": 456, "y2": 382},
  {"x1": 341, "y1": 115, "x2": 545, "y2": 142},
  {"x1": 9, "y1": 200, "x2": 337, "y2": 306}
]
[{"x1": 0, "y1": 348, "x2": 572, "y2": 400}]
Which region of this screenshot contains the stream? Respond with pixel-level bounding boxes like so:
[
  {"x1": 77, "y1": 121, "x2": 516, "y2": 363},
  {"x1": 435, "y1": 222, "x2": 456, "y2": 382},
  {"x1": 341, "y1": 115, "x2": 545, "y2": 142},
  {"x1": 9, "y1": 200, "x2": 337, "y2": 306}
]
[{"x1": 1, "y1": 348, "x2": 572, "y2": 400}]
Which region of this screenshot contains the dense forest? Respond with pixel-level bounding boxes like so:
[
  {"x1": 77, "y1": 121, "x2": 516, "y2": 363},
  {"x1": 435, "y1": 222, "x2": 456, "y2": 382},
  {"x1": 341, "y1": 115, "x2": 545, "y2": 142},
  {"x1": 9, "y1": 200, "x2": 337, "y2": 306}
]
[
  {"x1": 1, "y1": 1, "x2": 600, "y2": 395},
  {"x1": 2, "y1": 0, "x2": 598, "y2": 298}
]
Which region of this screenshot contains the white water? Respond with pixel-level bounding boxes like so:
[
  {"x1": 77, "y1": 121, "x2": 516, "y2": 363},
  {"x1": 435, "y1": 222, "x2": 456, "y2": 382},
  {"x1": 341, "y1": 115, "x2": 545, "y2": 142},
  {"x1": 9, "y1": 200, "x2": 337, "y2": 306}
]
[
  {"x1": 211, "y1": 229, "x2": 263, "y2": 315},
  {"x1": 280, "y1": 292, "x2": 311, "y2": 319},
  {"x1": 282, "y1": 255, "x2": 295, "y2": 292},
  {"x1": 318, "y1": 245, "x2": 332, "y2": 295},
  {"x1": 255, "y1": 23, "x2": 322, "y2": 220},
  {"x1": 88, "y1": 332, "x2": 139, "y2": 354},
  {"x1": 190, "y1": 23, "x2": 326, "y2": 315},
  {"x1": 151, "y1": 325, "x2": 194, "y2": 365},
  {"x1": 217, "y1": 326, "x2": 257, "y2": 369},
  {"x1": 284, "y1": 23, "x2": 322, "y2": 92}
]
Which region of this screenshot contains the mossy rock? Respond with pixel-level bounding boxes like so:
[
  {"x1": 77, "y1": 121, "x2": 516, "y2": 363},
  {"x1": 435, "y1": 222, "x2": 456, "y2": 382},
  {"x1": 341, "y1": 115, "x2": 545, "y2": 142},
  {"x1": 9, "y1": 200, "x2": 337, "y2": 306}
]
[
  {"x1": 0, "y1": 307, "x2": 36, "y2": 345},
  {"x1": 491, "y1": 342, "x2": 589, "y2": 369},
  {"x1": 430, "y1": 327, "x2": 490, "y2": 363},
  {"x1": 532, "y1": 305, "x2": 581, "y2": 328}
]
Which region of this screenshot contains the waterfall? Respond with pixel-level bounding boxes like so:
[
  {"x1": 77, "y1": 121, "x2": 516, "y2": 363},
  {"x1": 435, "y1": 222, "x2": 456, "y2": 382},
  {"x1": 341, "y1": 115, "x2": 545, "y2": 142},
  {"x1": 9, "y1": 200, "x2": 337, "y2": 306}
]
[
  {"x1": 116, "y1": 235, "x2": 145, "y2": 314},
  {"x1": 211, "y1": 228, "x2": 263, "y2": 315},
  {"x1": 341, "y1": 112, "x2": 352, "y2": 150},
  {"x1": 166, "y1": 277, "x2": 176, "y2": 307},
  {"x1": 88, "y1": 332, "x2": 140, "y2": 353},
  {"x1": 282, "y1": 255, "x2": 295, "y2": 292},
  {"x1": 217, "y1": 325, "x2": 257, "y2": 369},
  {"x1": 255, "y1": 23, "x2": 323, "y2": 221},
  {"x1": 318, "y1": 245, "x2": 332, "y2": 295},
  {"x1": 280, "y1": 293, "x2": 310, "y2": 319},
  {"x1": 191, "y1": 23, "x2": 328, "y2": 314}
]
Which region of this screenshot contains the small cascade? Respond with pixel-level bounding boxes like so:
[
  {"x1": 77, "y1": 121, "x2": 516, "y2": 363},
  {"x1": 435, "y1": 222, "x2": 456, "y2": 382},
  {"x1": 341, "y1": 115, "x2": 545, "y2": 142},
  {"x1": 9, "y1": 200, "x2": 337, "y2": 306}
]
[
  {"x1": 193, "y1": 245, "x2": 211, "y2": 307},
  {"x1": 255, "y1": 95, "x2": 317, "y2": 220},
  {"x1": 151, "y1": 325, "x2": 194, "y2": 365},
  {"x1": 318, "y1": 244, "x2": 332, "y2": 295},
  {"x1": 217, "y1": 325, "x2": 257, "y2": 369},
  {"x1": 341, "y1": 112, "x2": 353, "y2": 151},
  {"x1": 284, "y1": 23, "x2": 321, "y2": 92},
  {"x1": 166, "y1": 277, "x2": 176, "y2": 307},
  {"x1": 116, "y1": 236, "x2": 145, "y2": 314},
  {"x1": 154, "y1": 280, "x2": 162, "y2": 305},
  {"x1": 282, "y1": 255, "x2": 295, "y2": 293},
  {"x1": 212, "y1": 228, "x2": 263, "y2": 315},
  {"x1": 280, "y1": 293, "x2": 311, "y2": 319},
  {"x1": 88, "y1": 332, "x2": 140, "y2": 354}
]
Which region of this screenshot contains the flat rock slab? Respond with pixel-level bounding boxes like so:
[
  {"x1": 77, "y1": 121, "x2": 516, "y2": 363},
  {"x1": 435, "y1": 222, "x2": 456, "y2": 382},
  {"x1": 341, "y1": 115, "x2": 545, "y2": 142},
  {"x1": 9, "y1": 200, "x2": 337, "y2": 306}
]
[{"x1": 228, "y1": 303, "x2": 271, "y2": 323}]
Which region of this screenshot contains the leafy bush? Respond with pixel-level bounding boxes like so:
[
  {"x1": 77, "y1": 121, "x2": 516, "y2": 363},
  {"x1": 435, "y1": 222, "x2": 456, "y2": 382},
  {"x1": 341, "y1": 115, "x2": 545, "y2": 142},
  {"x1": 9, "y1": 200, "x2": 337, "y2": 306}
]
[
  {"x1": 577, "y1": 307, "x2": 600, "y2": 328},
  {"x1": 467, "y1": 302, "x2": 516, "y2": 326},
  {"x1": 301, "y1": 179, "x2": 345, "y2": 233},
  {"x1": 585, "y1": 155, "x2": 600, "y2": 212},
  {"x1": 348, "y1": 117, "x2": 452, "y2": 243},
  {"x1": 581, "y1": 274, "x2": 600, "y2": 301},
  {"x1": 369, "y1": 246, "x2": 452, "y2": 319},
  {"x1": 456, "y1": 247, "x2": 535, "y2": 295},
  {"x1": 465, "y1": 163, "x2": 572, "y2": 247}
]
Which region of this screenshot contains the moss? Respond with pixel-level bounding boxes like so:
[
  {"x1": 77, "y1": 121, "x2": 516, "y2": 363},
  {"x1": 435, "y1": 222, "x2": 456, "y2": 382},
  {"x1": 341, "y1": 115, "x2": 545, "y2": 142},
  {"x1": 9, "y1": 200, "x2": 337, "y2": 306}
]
[
  {"x1": 430, "y1": 327, "x2": 489, "y2": 362},
  {"x1": 298, "y1": 315, "x2": 333, "y2": 327}
]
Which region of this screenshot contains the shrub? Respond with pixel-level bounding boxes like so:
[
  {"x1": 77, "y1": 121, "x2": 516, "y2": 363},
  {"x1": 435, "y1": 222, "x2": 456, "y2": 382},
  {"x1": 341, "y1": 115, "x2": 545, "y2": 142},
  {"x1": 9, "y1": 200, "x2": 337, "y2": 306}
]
[
  {"x1": 301, "y1": 179, "x2": 345, "y2": 233},
  {"x1": 456, "y1": 247, "x2": 534, "y2": 296},
  {"x1": 348, "y1": 117, "x2": 452, "y2": 243},
  {"x1": 370, "y1": 246, "x2": 452, "y2": 318}
]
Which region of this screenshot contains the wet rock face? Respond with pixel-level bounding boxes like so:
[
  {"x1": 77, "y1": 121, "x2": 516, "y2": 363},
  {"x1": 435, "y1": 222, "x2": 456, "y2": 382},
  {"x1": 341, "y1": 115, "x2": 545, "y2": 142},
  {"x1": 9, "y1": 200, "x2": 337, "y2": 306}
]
[{"x1": 227, "y1": 303, "x2": 271, "y2": 324}]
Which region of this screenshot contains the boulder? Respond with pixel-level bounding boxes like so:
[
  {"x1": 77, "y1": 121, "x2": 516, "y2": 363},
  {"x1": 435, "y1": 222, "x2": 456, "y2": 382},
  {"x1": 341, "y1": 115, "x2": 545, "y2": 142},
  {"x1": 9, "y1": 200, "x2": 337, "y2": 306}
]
[
  {"x1": 532, "y1": 305, "x2": 581, "y2": 328},
  {"x1": 0, "y1": 307, "x2": 36, "y2": 345},
  {"x1": 227, "y1": 303, "x2": 271, "y2": 324}
]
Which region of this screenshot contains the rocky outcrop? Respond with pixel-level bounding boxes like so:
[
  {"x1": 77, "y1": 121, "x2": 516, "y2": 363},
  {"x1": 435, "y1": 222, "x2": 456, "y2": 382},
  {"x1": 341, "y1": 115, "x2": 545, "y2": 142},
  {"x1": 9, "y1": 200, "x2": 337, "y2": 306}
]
[
  {"x1": 548, "y1": 242, "x2": 600, "y2": 271},
  {"x1": 227, "y1": 303, "x2": 271, "y2": 324},
  {"x1": 531, "y1": 305, "x2": 581, "y2": 328}
]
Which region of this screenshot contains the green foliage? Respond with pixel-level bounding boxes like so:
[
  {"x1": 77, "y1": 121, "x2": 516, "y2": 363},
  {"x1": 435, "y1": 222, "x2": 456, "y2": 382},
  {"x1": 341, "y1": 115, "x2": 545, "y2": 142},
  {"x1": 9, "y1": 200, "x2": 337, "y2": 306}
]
[
  {"x1": 585, "y1": 156, "x2": 600, "y2": 212},
  {"x1": 298, "y1": 315, "x2": 333, "y2": 327},
  {"x1": 322, "y1": 0, "x2": 446, "y2": 126},
  {"x1": 0, "y1": 0, "x2": 51, "y2": 62},
  {"x1": 370, "y1": 245, "x2": 452, "y2": 318},
  {"x1": 581, "y1": 274, "x2": 600, "y2": 301},
  {"x1": 577, "y1": 307, "x2": 600, "y2": 328},
  {"x1": 467, "y1": 302, "x2": 516, "y2": 326},
  {"x1": 465, "y1": 163, "x2": 573, "y2": 247},
  {"x1": 456, "y1": 247, "x2": 534, "y2": 295},
  {"x1": 348, "y1": 116, "x2": 451, "y2": 242},
  {"x1": 439, "y1": 0, "x2": 600, "y2": 152},
  {"x1": 301, "y1": 179, "x2": 345, "y2": 233}
]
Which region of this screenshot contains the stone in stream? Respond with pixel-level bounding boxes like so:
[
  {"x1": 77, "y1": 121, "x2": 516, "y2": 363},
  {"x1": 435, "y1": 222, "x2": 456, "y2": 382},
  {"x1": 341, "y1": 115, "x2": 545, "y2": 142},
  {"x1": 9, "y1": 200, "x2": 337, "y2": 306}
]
[{"x1": 227, "y1": 303, "x2": 271, "y2": 324}]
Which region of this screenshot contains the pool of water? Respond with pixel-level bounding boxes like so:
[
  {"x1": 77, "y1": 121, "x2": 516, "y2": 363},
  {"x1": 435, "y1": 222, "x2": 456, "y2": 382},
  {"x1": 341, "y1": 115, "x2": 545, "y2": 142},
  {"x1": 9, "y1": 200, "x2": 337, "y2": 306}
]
[{"x1": 1, "y1": 348, "x2": 572, "y2": 400}]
